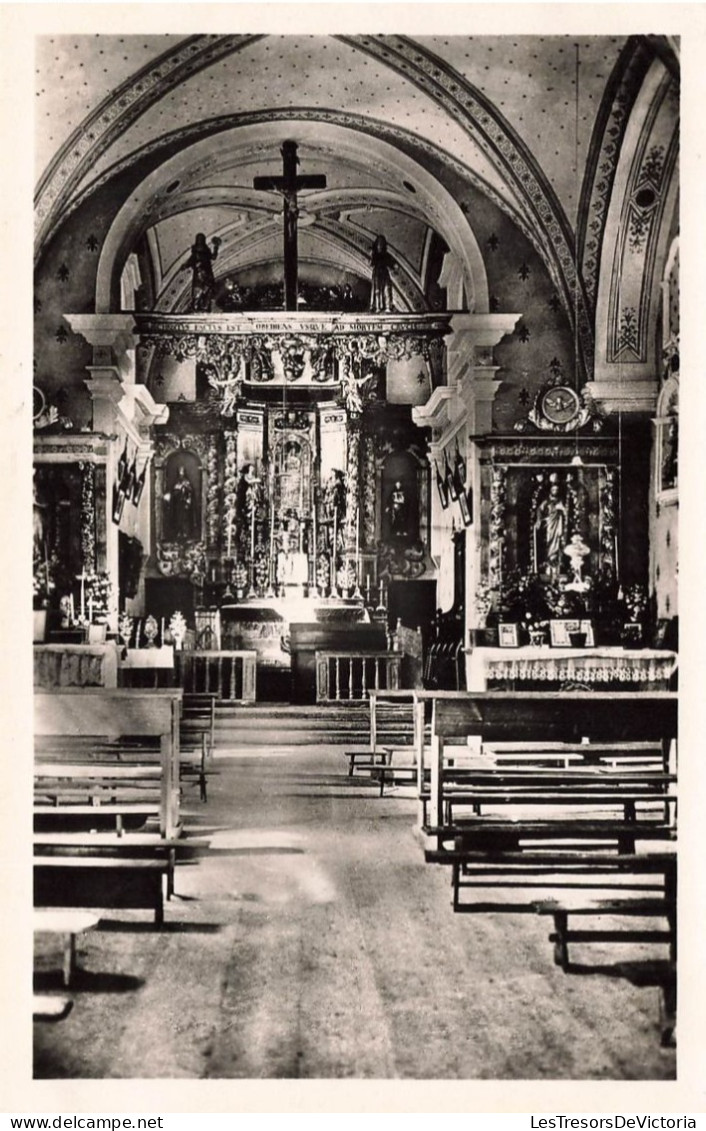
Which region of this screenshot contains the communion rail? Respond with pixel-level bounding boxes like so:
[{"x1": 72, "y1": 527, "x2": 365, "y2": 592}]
[
  {"x1": 316, "y1": 650, "x2": 401, "y2": 702},
  {"x1": 175, "y1": 650, "x2": 257, "y2": 702}
]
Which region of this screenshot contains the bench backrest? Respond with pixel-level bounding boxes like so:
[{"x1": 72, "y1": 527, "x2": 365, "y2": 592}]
[
  {"x1": 429, "y1": 692, "x2": 678, "y2": 745},
  {"x1": 34, "y1": 690, "x2": 182, "y2": 837},
  {"x1": 417, "y1": 691, "x2": 678, "y2": 832}
]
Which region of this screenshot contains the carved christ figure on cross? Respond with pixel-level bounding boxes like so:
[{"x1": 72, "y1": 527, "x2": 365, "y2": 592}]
[{"x1": 253, "y1": 141, "x2": 327, "y2": 311}]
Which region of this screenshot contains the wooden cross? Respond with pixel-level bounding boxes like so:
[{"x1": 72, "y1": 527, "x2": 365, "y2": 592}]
[{"x1": 253, "y1": 141, "x2": 326, "y2": 311}]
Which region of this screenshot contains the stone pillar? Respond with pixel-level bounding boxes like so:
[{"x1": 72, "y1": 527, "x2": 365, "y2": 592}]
[
  {"x1": 413, "y1": 312, "x2": 521, "y2": 640},
  {"x1": 66, "y1": 314, "x2": 169, "y2": 627}
]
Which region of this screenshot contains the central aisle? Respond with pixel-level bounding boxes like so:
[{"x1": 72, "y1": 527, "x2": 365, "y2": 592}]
[{"x1": 34, "y1": 743, "x2": 674, "y2": 1080}]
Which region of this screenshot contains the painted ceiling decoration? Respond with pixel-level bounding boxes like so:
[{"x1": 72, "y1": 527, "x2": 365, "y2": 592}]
[
  {"x1": 35, "y1": 31, "x2": 677, "y2": 390},
  {"x1": 607, "y1": 75, "x2": 678, "y2": 363},
  {"x1": 35, "y1": 34, "x2": 265, "y2": 243},
  {"x1": 577, "y1": 37, "x2": 658, "y2": 315}
]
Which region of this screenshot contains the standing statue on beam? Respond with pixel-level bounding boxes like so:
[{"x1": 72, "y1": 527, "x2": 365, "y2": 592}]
[
  {"x1": 369, "y1": 235, "x2": 396, "y2": 312},
  {"x1": 180, "y1": 232, "x2": 221, "y2": 312}
]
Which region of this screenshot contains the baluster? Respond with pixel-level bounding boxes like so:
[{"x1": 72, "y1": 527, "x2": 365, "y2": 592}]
[
  {"x1": 361, "y1": 657, "x2": 368, "y2": 699},
  {"x1": 217, "y1": 656, "x2": 223, "y2": 700},
  {"x1": 203, "y1": 656, "x2": 209, "y2": 694},
  {"x1": 374, "y1": 657, "x2": 380, "y2": 689},
  {"x1": 230, "y1": 654, "x2": 236, "y2": 701},
  {"x1": 349, "y1": 658, "x2": 354, "y2": 700},
  {"x1": 335, "y1": 657, "x2": 341, "y2": 701}
]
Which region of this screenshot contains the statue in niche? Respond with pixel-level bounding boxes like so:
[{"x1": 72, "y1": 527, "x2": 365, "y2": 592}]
[
  {"x1": 369, "y1": 235, "x2": 396, "y2": 312},
  {"x1": 179, "y1": 233, "x2": 221, "y2": 313},
  {"x1": 386, "y1": 480, "x2": 410, "y2": 541},
  {"x1": 33, "y1": 470, "x2": 47, "y2": 563},
  {"x1": 533, "y1": 474, "x2": 568, "y2": 578},
  {"x1": 168, "y1": 464, "x2": 196, "y2": 542}
]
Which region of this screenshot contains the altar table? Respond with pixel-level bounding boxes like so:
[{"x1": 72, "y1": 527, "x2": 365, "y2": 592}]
[{"x1": 465, "y1": 646, "x2": 678, "y2": 692}]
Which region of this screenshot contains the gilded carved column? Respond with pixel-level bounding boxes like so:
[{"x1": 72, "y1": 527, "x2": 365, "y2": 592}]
[
  {"x1": 344, "y1": 415, "x2": 361, "y2": 552},
  {"x1": 223, "y1": 430, "x2": 239, "y2": 560},
  {"x1": 361, "y1": 429, "x2": 377, "y2": 548}
]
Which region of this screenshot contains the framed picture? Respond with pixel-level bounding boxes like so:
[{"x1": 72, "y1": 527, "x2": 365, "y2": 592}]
[
  {"x1": 498, "y1": 623, "x2": 519, "y2": 648},
  {"x1": 112, "y1": 484, "x2": 126, "y2": 525},
  {"x1": 549, "y1": 619, "x2": 595, "y2": 647},
  {"x1": 435, "y1": 465, "x2": 449, "y2": 510},
  {"x1": 458, "y1": 488, "x2": 473, "y2": 527}
]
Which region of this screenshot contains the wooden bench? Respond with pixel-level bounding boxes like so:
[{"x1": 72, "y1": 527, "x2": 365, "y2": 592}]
[
  {"x1": 425, "y1": 845, "x2": 676, "y2": 909},
  {"x1": 34, "y1": 909, "x2": 100, "y2": 987},
  {"x1": 343, "y1": 689, "x2": 423, "y2": 785},
  {"x1": 33, "y1": 995, "x2": 73, "y2": 1022},
  {"x1": 35, "y1": 689, "x2": 183, "y2": 839},
  {"x1": 415, "y1": 691, "x2": 677, "y2": 834},
  {"x1": 34, "y1": 855, "x2": 168, "y2": 926},
  {"x1": 179, "y1": 692, "x2": 217, "y2": 802},
  {"x1": 534, "y1": 892, "x2": 676, "y2": 971},
  {"x1": 34, "y1": 829, "x2": 210, "y2": 899},
  {"x1": 34, "y1": 691, "x2": 186, "y2": 919}
]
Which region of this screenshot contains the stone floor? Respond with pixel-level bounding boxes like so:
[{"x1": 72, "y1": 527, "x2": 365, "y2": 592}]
[{"x1": 33, "y1": 743, "x2": 676, "y2": 1080}]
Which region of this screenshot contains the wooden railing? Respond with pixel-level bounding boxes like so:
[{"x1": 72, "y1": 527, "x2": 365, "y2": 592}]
[
  {"x1": 316, "y1": 651, "x2": 401, "y2": 702},
  {"x1": 175, "y1": 650, "x2": 257, "y2": 702}
]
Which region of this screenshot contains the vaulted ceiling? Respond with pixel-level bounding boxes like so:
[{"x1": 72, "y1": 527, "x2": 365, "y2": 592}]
[{"x1": 35, "y1": 32, "x2": 678, "y2": 371}]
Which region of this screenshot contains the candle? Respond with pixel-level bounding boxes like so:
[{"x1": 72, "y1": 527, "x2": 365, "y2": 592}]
[
  {"x1": 79, "y1": 572, "x2": 86, "y2": 620},
  {"x1": 226, "y1": 519, "x2": 232, "y2": 560},
  {"x1": 355, "y1": 507, "x2": 360, "y2": 572},
  {"x1": 161, "y1": 617, "x2": 165, "y2": 642},
  {"x1": 366, "y1": 575, "x2": 371, "y2": 602},
  {"x1": 88, "y1": 597, "x2": 94, "y2": 623}
]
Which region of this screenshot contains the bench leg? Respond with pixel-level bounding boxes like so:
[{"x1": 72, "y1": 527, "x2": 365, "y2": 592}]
[
  {"x1": 552, "y1": 911, "x2": 569, "y2": 970},
  {"x1": 155, "y1": 879, "x2": 165, "y2": 928},
  {"x1": 452, "y1": 861, "x2": 460, "y2": 912},
  {"x1": 63, "y1": 934, "x2": 77, "y2": 988},
  {"x1": 166, "y1": 849, "x2": 175, "y2": 900}
]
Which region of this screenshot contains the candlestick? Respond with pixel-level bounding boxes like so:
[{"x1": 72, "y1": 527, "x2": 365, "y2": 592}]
[
  {"x1": 69, "y1": 593, "x2": 75, "y2": 623},
  {"x1": 226, "y1": 515, "x2": 232, "y2": 560},
  {"x1": 366, "y1": 575, "x2": 371, "y2": 604},
  {"x1": 88, "y1": 597, "x2": 94, "y2": 623},
  {"x1": 77, "y1": 570, "x2": 87, "y2": 620},
  {"x1": 331, "y1": 507, "x2": 339, "y2": 597},
  {"x1": 355, "y1": 507, "x2": 360, "y2": 569}
]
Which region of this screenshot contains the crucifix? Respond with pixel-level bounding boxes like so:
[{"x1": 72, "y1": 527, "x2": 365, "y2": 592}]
[{"x1": 253, "y1": 141, "x2": 327, "y2": 311}]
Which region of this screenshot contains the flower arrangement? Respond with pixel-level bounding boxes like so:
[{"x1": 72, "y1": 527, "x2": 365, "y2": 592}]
[
  {"x1": 84, "y1": 570, "x2": 111, "y2": 621},
  {"x1": 33, "y1": 554, "x2": 58, "y2": 609},
  {"x1": 473, "y1": 579, "x2": 495, "y2": 626},
  {"x1": 233, "y1": 560, "x2": 248, "y2": 591},
  {"x1": 623, "y1": 583, "x2": 648, "y2": 624},
  {"x1": 316, "y1": 553, "x2": 331, "y2": 593}
]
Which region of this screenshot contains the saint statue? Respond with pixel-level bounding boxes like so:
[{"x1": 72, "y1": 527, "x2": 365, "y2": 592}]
[
  {"x1": 386, "y1": 480, "x2": 409, "y2": 540},
  {"x1": 533, "y1": 478, "x2": 568, "y2": 577},
  {"x1": 33, "y1": 471, "x2": 47, "y2": 563},
  {"x1": 324, "y1": 469, "x2": 346, "y2": 522},
  {"x1": 369, "y1": 235, "x2": 395, "y2": 312},
  {"x1": 170, "y1": 465, "x2": 196, "y2": 541},
  {"x1": 179, "y1": 232, "x2": 221, "y2": 313}
]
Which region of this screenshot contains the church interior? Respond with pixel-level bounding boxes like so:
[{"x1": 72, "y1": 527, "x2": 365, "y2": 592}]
[{"x1": 29, "y1": 29, "x2": 682, "y2": 1085}]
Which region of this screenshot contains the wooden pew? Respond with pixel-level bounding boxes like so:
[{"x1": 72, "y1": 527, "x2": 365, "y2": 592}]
[
  {"x1": 179, "y1": 692, "x2": 217, "y2": 802},
  {"x1": 343, "y1": 689, "x2": 420, "y2": 779},
  {"x1": 416, "y1": 691, "x2": 677, "y2": 835},
  {"x1": 34, "y1": 690, "x2": 184, "y2": 920},
  {"x1": 34, "y1": 909, "x2": 100, "y2": 987},
  {"x1": 34, "y1": 689, "x2": 183, "y2": 838}
]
